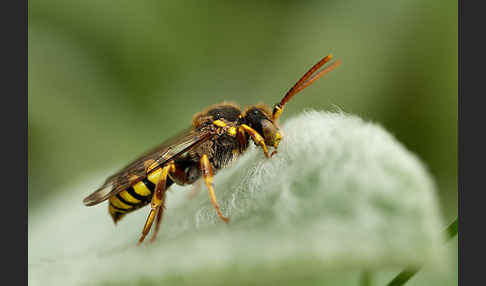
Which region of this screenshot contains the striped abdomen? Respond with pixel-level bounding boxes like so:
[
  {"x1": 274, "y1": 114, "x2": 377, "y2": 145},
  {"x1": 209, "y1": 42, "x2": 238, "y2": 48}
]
[{"x1": 108, "y1": 167, "x2": 174, "y2": 223}]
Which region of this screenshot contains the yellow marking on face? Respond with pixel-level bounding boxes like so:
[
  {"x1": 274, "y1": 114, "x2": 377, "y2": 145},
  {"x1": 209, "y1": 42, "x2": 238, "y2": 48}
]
[
  {"x1": 110, "y1": 196, "x2": 132, "y2": 210},
  {"x1": 213, "y1": 120, "x2": 226, "y2": 127},
  {"x1": 147, "y1": 167, "x2": 162, "y2": 185},
  {"x1": 119, "y1": 190, "x2": 141, "y2": 204},
  {"x1": 133, "y1": 181, "x2": 152, "y2": 196},
  {"x1": 274, "y1": 131, "x2": 282, "y2": 148},
  {"x1": 228, "y1": 126, "x2": 237, "y2": 137}
]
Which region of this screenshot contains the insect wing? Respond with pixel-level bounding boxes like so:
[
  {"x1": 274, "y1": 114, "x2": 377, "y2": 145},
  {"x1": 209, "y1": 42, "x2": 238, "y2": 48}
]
[{"x1": 83, "y1": 128, "x2": 213, "y2": 206}]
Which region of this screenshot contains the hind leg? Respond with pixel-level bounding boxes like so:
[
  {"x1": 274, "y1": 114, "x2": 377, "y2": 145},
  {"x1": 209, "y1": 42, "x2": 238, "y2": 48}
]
[{"x1": 138, "y1": 161, "x2": 175, "y2": 245}]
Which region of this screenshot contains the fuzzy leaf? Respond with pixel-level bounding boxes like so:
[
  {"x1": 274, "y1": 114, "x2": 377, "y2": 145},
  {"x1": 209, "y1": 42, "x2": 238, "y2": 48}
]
[{"x1": 29, "y1": 111, "x2": 447, "y2": 285}]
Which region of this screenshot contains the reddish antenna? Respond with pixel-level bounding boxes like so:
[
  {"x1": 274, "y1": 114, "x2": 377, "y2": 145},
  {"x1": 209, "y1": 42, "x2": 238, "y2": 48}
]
[{"x1": 272, "y1": 54, "x2": 341, "y2": 120}]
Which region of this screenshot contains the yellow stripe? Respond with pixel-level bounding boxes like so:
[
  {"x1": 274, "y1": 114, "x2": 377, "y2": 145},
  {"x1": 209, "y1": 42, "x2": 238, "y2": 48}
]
[
  {"x1": 109, "y1": 204, "x2": 116, "y2": 215},
  {"x1": 119, "y1": 190, "x2": 141, "y2": 204},
  {"x1": 110, "y1": 196, "x2": 132, "y2": 210},
  {"x1": 109, "y1": 204, "x2": 126, "y2": 214},
  {"x1": 133, "y1": 181, "x2": 152, "y2": 196},
  {"x1": 148, "y1": 167, "x2": 162, "y2": 184}
]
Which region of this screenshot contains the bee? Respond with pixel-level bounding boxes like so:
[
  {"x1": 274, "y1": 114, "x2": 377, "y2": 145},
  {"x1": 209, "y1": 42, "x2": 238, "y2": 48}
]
[{"x1": 83, "y1": 55, "x2": 341, "y2": 244}]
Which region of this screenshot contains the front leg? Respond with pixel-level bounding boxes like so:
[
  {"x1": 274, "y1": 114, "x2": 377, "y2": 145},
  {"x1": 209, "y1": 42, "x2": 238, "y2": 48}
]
[
  {"x1": 239, "y1": 124, "x2": 270, "y2": 158},
  {"x1": 200, "y1": 154, "x2": 229, "y2": 223}
]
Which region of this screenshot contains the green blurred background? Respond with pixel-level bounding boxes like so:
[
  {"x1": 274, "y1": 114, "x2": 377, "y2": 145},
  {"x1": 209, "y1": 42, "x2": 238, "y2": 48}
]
[
  {"x1": 29, "y1": 0, "x2": 457, "y2": 219},
  {"x1": 29, "y1": 0, "x2": 456, "y2": 266}
]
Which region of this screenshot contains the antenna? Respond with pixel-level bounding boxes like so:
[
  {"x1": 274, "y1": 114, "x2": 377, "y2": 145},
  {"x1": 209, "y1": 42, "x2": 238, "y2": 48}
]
[{"x1": 272, "y1": 54, "x2": 341, "y2": 121}]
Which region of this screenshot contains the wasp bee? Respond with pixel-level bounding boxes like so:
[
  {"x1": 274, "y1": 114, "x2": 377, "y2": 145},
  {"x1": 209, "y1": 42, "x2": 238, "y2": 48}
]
[{"x1": 83, "y1": 55, "x2": 341, "y2": 244}]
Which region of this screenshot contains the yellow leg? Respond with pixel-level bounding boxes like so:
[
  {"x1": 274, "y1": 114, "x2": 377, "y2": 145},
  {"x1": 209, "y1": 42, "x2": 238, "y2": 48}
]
[
  {"x1": 237, "y1": 126, "x2": 248, "y2": 153},
  {"x1": 240, "y1": 124, "x2": 270, "y2": 158},
  {"x1": 200, "y1": 154, "x2": 229, "y2": 223},
  {"x1": 149, "y1": 190, "x2": 166, "y2": 243},
  {"x1": 138, "y1": 161, "x2": 174, "y2": 245}
]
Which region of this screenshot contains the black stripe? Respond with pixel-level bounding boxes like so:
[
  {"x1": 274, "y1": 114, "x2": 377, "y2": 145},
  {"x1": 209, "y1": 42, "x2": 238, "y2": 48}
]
[
  {"x1": 110, "y1": 202, "x2": 129, "y2": 213},
  {"x1": 116, "y1": 193, "x2": 138, "y2": 206},
  {"x1": 142, "y1": 177, "x2": 156, "y2": 192},
  {"x1": 127, "y1": 186, "x2": 150, "y2": 201},
  {"x1": 137, "y1": 177, "x2": 174, "y2": 197}
]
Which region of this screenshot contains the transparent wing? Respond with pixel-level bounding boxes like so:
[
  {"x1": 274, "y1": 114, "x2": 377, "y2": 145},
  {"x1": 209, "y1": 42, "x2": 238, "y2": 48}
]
[{"x1": 83, "y1": 127, "x2": 214, "y2": 206}]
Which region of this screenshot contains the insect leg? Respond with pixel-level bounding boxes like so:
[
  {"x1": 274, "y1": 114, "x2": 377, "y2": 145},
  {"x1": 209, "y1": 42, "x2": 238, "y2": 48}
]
[
  {"x1": 200, "y1": 154, "x2": 229, "y2": 222},
  {"x1": 149, "y1": 190, "x2": 166, "y2": 242},
  {"x1": 239, "y1": 124, "x2": 270, "y2": 158},
  {"x1": 237, "y1": 125, "x2": 248, "y2": 153},
  {"x1": 138, "y1": 161, "x2": 175, "y2": 245}
]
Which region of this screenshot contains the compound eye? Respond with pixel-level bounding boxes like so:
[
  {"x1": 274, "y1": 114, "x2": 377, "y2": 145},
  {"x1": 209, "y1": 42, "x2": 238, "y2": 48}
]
[{"x1": 261, "y1": 119, "x2": 278, "y2": 146}]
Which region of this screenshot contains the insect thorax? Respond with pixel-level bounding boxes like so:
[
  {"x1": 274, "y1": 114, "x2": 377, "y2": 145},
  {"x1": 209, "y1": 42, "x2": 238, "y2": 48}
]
[{"x1": 190, "y1": 103, "x2": 247, "y2": 169}]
